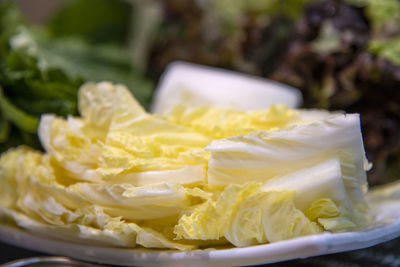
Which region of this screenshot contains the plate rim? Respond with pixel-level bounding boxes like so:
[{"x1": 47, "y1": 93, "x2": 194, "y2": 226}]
[{"x1": 1, "y1": 220, "x2": 399, "y2": 267}]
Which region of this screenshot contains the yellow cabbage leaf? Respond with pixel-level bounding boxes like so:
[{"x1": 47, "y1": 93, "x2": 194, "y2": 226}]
[{"x1": 175, "y1": 183, "x2": 322, "y2": 247}]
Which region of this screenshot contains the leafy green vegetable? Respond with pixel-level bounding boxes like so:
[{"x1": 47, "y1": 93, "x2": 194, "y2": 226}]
[
  {"x1": 32, "y1": 33, "x2": 153, "y2": 106},
  {"x1": 0, "y1": 1, "x2": 153, "y2": 153},
  {"x1": 0, "y1": 2, "x2": 81, "y2": 152}
]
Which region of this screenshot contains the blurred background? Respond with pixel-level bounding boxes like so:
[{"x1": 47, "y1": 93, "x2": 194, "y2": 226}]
[{"x1": 1, "y1": 0, "x2": 399, "y2": 186}]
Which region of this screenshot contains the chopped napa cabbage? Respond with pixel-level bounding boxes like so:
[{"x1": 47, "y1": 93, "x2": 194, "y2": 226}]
[
  {"x1": 38, "y1": 81, "x2": 148, "y2": 182},
  {"x1": 0, "y1": 146, "x2": 198, "y2": 250},
  {"x1": 99, "y1": 165, "x2": 206, "y2": 186},
  {"x1": 78, "y1": 81, "x2": 146, "y2": 141},
  {"x1": 0, "y1": 81, "x2": 372, "y2": 250},
  {"x1": 206, "y1": 113, "x2": 368, "y2": 188},
  {"x1": 83, "y1": 82, "x2": 211, "y2": 185},
  {"x1": 3, "y1": 147, "x2": 198, "y2": 222},
  {"x1": 0, "y1": 207, "x2": 138, "y2": 247},
  {"x1": 261, "y1": 191, "x2": 322, "y2": 243},
  {"x1": 304, "y1": 198, "x2": 358, "y2": 232},
  {"x1": 174, "y1": 183, "x2": 322, "y2": 247},
  {"x1": 168, "y1": 105, "x2": 333, "y2": 140},
  {"x1": 304, "y1": 198, "x2": 341, "y2": 221},
  {"x1": 317, "y1": 217, "x2": 356, "y2": 232},
  {"x1": 0, "y1": 147, "x2": 31, "y2": 209},
  {"x1": 168, "y1": 104, "x2": 298, "y2": 139},
  {"x1": 0, "y1": 206, "x2": 190, "y2": 250},
  {"x1": 72, "y1": 182, "x2": 190, "y2": 220},
  {"x1": 261, "y1": 158, "x2": 348, "y2": 211},
  {"x1": 38, "y1": 115, "x2": 102, "y2": 182},
  {"x1": 97, "y1": 114, "x2": 210, "y2": 184},
  {"x1": 206, "y1": 113, "x2": 371, "y2": 231},
  {"x1": 39, "y1": 82, "x2": 211, "y2": 185}
]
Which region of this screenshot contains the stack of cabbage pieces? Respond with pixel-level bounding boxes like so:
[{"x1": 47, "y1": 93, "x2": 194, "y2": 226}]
[{"x1": 0, "y1": 82, "x2": 371, "y2": 250}]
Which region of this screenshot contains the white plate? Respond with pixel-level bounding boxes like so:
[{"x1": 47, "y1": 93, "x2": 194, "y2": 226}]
[{"x1": 1, "y1": 182, "x2": 400, "y2": 267}]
